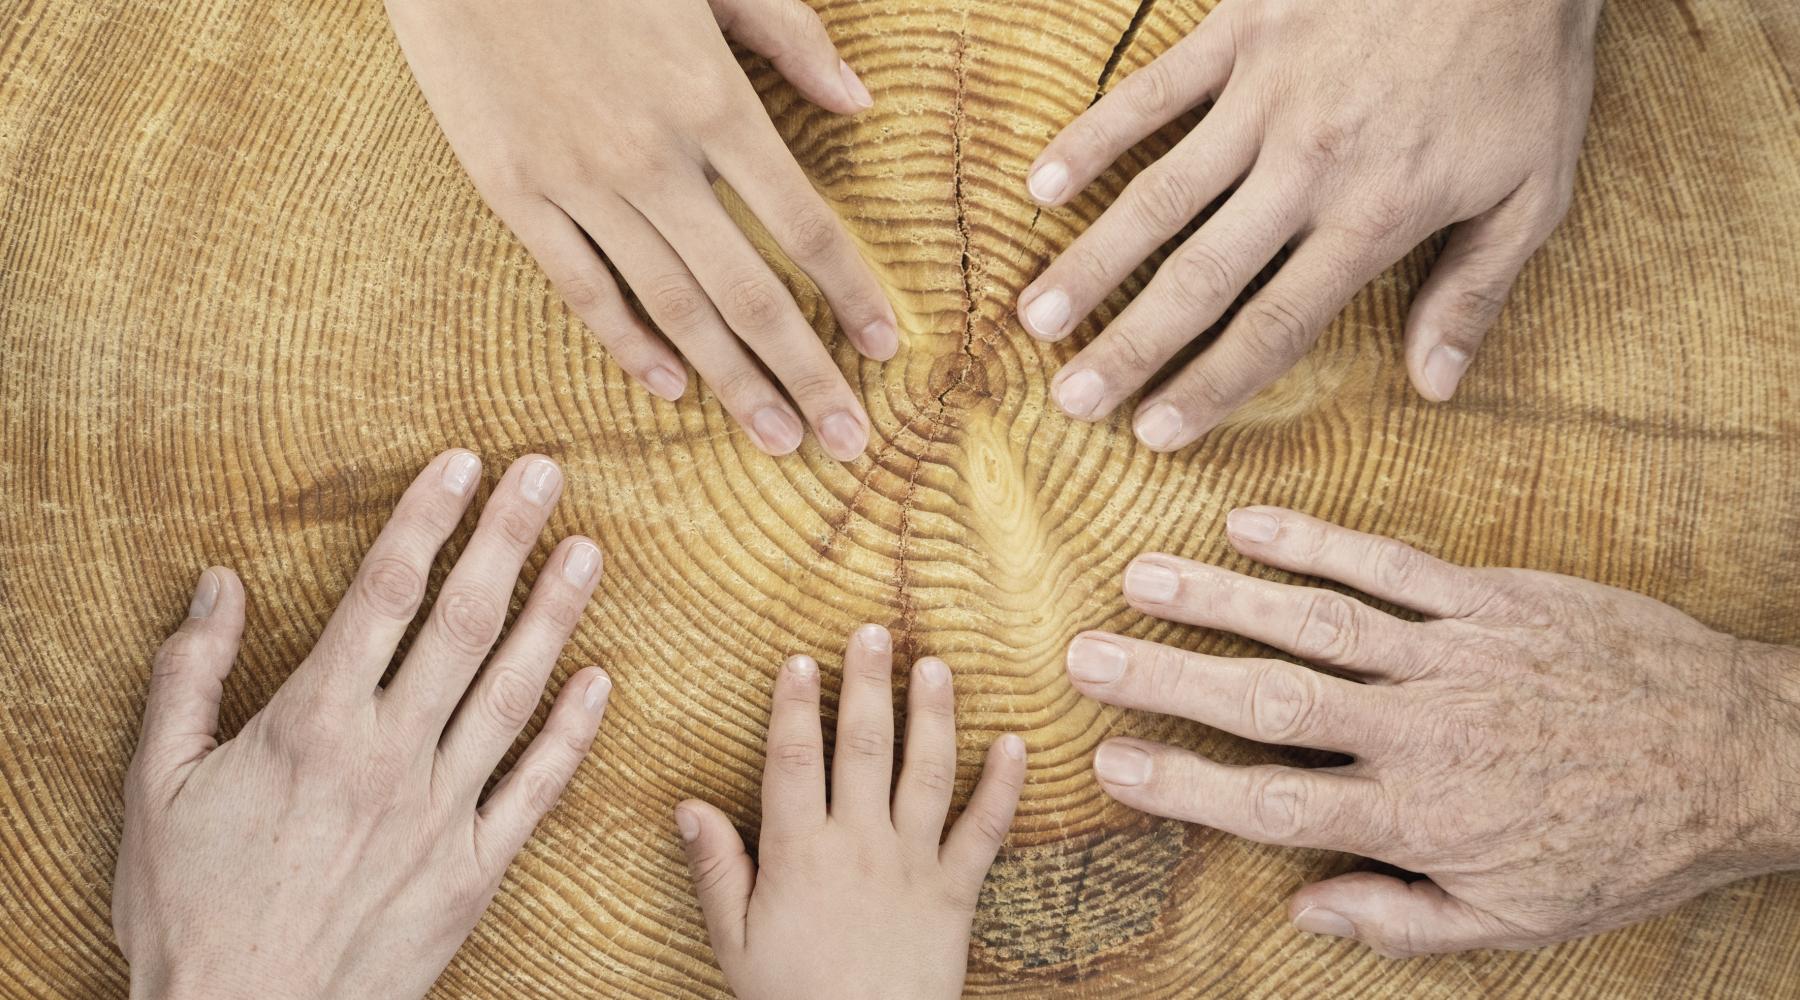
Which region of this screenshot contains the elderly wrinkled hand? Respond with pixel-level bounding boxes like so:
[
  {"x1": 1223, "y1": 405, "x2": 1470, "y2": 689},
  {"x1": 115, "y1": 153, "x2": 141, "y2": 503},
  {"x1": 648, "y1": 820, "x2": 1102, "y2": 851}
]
[{"x1": 1066, "y1": 507, "x2": 1800, "y2": 956}]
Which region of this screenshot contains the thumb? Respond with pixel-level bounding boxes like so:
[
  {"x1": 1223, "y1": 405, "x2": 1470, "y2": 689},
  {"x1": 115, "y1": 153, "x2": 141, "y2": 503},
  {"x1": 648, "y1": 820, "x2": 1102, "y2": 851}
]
[
  {"x1": 676, "y1": 799, "x2": 756, "y2": 957},
  {"x1": 134, "y1": 567, "x2": 246, "y2": 790},
  {"x1": 1404, "y1": 185, "x2": 1564, "y2": 402},
  {"x1": 1289, "y1": 872, "x2": 1512, "y2": 958},
  {"x1": 707, "y1": 0, "x2": 873, "y2": 114}
]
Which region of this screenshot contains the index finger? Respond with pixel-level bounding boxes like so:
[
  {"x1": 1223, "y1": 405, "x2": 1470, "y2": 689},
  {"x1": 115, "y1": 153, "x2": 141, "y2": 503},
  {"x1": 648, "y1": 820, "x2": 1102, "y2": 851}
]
[{"x1": 760, "y1": 654, "x2": 827, "y2": 844}]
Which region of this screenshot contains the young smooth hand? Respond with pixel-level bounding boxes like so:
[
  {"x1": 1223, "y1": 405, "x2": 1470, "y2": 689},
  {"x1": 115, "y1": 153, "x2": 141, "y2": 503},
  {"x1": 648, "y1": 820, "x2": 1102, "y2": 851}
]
[
  {"x1": 387, "y1": 0, "x2": 896, "y2": 461},
  {"x1": 1021, "y1": 0, "x2": 1601, "y2": 449},
  {"x1": 677, "y1": 625, "x2": 1028, "y2": 999},
  {"x1": 112, "y1": 451, "x2": 612, "y2": 999},
  {"x1": 1066, "y1": 508, "x2": 1800, "y2": 956}
]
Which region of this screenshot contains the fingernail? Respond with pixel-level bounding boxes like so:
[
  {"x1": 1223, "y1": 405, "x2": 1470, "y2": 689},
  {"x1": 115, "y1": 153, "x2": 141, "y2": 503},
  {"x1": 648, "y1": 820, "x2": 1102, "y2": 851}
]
[
  {"x1": 918, "y1": 657, "x2": 950, "y2": 685},
  {"x1": 584, "y1": 670, "x2": 612, "y2": 712},
  {"x1": 1028, "y1": 160, "x2": 1069, "y2": 203},
  {"x1": 1227, "y1": 509, "x2": 1280, "y2": 544},
  {"x1": 999, "y1": 733, "x2": 1026, "y2": 760},
  {"x1": 1294, "y1": 906, "x2": 1357, "y2": 939},
  {"x1": 644, "y1": 366, "x2": 686, "y2": 401},
  {"x1": 1055, "y1": 369, "x2": 1104, "y2": 419},
  {"x1": 188, "y1": 569, "x2": 219, "y2": 619},
  {"x1": 818, "y1": 411, "x2": 868, "y2": 462},
  {"x1": 1094, "y1": 742, "x2": 1151, "y2": 786},
  {"x1": 1423, "y1": 344, "x2": 1471, "y2": 401},
  {"x1": 861, "y1": 319, "x2": 899, "y2": 360},
  {"x1": 563, "y1": 540, "x2": 602, "y2": 585},
  {"x1": 1023, "y1": 288, "x2": 1071, "y2": 340},
  {"x1": 1124, "y1": 560, "x2": 1181, "y2": 603},
  {"x1": 752, "y1": 407, "x2": 804, "y2": 455},
  {"x1": 856, "y1": 623, "x2": 890, "y2": 653},
  {"x1": 1134, "y1": 403, "x2": 1184, "y2": 450},
  {"x1": 520, "y1": 458, "x2": 561, "y2": 505},
  {"x1": 787, "y1": 655, "x2": 818, "y2": 680},
  {"x1": 839, "y1": 60, "x2": 873, "y2": 110},
  {"x1": 441, "y1": 452, "x2": 481, "y2": 496},
  {"x1": 675, "y1": 805, "x2": 700, "y2": 842},
  {"x1": 1066, "y1": 636, "x2": 1126, "y2": 684}
]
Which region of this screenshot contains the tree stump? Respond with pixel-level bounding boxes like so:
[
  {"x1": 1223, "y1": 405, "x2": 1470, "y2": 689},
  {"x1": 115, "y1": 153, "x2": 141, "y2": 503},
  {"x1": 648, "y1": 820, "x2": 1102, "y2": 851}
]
[{"x1": 2, "y1": 0, "x2": 1798, "y2": 996}]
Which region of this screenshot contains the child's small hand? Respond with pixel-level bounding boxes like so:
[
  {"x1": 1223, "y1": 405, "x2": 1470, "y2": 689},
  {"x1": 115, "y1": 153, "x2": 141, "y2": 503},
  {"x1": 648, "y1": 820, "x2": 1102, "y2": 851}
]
[{"x1": 677, "y1": 625, "x2": 1027, "y2": 1000}]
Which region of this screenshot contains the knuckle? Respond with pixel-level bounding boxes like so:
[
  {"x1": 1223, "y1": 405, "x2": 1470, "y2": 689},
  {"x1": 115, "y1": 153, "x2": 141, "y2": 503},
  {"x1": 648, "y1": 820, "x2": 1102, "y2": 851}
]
[
  {"x1": 519, "y1": 768, "x2": 566, "y2": 817},
  {"x1": 151, "y1": 634, "x2": 201, "y2": 678},
  {"x1": 1443, "y1": 285, "x2": 1509, "y2": 337},
  {"x1": 267, "y1": 703, "x2": 342, "y2": 761},
  {"x1": 1350, "y1": 191, "x2": 1416, "y2": 246},
  {"x1": 782, "y1": 206, "x2": 841, "y2": 260},
  {"x1": 690, "y1": 852, "x2": 737, "y2": 894},
  {"x1": 555, "y1": 269, "x2": 614, "y2": 316},
  {"x1": 781, "y1": 367, "x2": 847, "y2": 406},
  {"x1": 1295, "y1": 592, "x2": 1362, "y2": 663},
  {"x1": 1130, "y1": 164, "x2": 1199, "y2": 233},
  {"x1": 1246, "y1": 665, "x2": 1320, "y2": 744},
  {"x1": 1107, "y1": 324, "x2": 1165, "y2": 376},
  {"x1": 646, "y1": 274, "x2": 711, "y2": 331},
  {"x1": 541, "y1": 591, "x2": 588, "y2": 632},
  {"x1": 768, "y1": 739, "x2": 821, "y2": 775},
  {"x1": 907, "y1": 755, "x2": 959, "y2": 793},
  {"x1": 1167, "y1": 242, "x2": 1237, "y2": 310},
  {"x1": 492, "y1": 506, "x2": 544, "y2": 548},
  {"x1": 1248, "y1": 769, "x2": 1311, "y2": 841},
  {"x1": 711, "y1": 363, "x2": 769, "y2": 403},
  {"x1": 1371, "y1": 541, "x2": 1424, "y2": 594},
  {"x1": 436, "y1": 587, "x2": 506, "y2": 654},
  {"x1": 1068, "y1": 241, "x2": 1114, "y2": 287},
  {"x1": 1178, "y1": 365, "x2": 1236, "y2": 412},
  {"x1": 1239, "y1": 296, "x2": 1314, "y2": 368},
  {"x1": 358, "y1": 555, "x2": 428, "y2": 621},
  {"x1": 483, "y1": 665, "x2": 542, "y2": 732},
  {"x1": 966, "y1": 806, "x2": 1013, "y2": 847},
  {"x1": 838, "y1": 726, "x2": 889, "y2": 761},
  {"x1": 1297, "y1": 120, "x2": 1353, "y2": 171},
  {"x1": 723, "y1": 274, "x2": 785, "y2": 332},
  {"x1": 1123, "y1": 61, "x2": 1179, "y2": 119}
]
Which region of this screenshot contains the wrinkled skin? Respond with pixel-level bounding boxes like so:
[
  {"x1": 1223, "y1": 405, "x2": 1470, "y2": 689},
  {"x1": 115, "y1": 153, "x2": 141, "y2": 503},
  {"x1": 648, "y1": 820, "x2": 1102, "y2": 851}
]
[
  {"x1": 1021, "y1": 0, "x2": 1602, "y2": 450},
  {"x1": 678, "y1": 625, "x2": 1029, "y2": 999},
  {"x1": 387, "y1": 0, "x2": 895, "y2": 461},
  {"x1": 1067, "y1": 507, "x2": 1800, "y2": 956},
  {"x1": 113, "y1": 452, "x2": 612, "y2": 999}
]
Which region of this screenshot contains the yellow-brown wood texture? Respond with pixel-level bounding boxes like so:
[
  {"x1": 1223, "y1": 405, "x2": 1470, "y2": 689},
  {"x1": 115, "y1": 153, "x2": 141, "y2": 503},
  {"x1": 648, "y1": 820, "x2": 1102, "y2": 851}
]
[{"x1": 4, "y1": 0, "x2": 1800, "y2": 996}]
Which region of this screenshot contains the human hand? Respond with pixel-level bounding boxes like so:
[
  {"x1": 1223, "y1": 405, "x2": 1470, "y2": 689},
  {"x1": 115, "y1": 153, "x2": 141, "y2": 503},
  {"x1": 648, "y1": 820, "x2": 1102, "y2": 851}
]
[
  {"x1": 387, "y1": 0, "x2": 895, "y2": 460},
  {"x1": 112, "y1": 451, "x2": 613, "y2": 999},
  {"x1": 1066, "y1": 507, "x2": 1800, "y2": 956},
  {"x1": 1020, "y1": 0, "x2": 1601, "y2": 449},
  {"x1": 676, "y1": 625, "x2": 1028, "y2": 999}
]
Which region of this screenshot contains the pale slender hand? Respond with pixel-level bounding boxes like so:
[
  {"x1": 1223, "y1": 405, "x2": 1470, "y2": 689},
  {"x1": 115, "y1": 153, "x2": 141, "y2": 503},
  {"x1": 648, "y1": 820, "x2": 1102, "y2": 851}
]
[
  {"x1": 677, "y1": 625, "x2": 1028, "y2": 1000},
  {"x1": 112, "y1": 451, "x2": 613, "y2": 999},
  {"x1": 1066, "y1": 507, "x2": 1800, "y2": 956},
  {"x1": 387, "y1": 0, "x2": 896, "y2": 461},
  {"x1": 1021, "y1": 0, "x2": 1601, "y2": 450}
]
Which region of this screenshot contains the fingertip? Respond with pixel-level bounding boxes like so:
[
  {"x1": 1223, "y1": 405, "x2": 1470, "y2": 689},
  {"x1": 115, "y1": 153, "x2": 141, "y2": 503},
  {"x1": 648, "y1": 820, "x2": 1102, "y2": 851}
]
[
  {"x1": 914, "y1": 656, "x2": 950, "y2": 687},
  {"x1": 674, "y1": 799, "x2": 706, "y2": 843},
  {"x1": 853, "y1": 623, "x2": 891, "y2": 654},
  {"x1": 784, "y1": 654, "x2": 819, "y2": 682},
  {"x1": 997, "y1": 732, "x2": 1026, "y2": 763},
  {"x1": 839, "y1": 59, "x2": 873, "y2": 112},
  {"x1": 1416, "y1": 342, "x2": 1472, "y2": 403},
  {"x1": 643, "y1": 365, "x2": 688, "y2": 402},
  {"x1": 1026, "y1": 159, "x2": 1070, "y2": 206},
  {"x1": 1224, "y1": 507, "x2": 1282, "y2": 546},
  {"x1": 578, "y1": 667, "x2": 612, "y2": 715}
]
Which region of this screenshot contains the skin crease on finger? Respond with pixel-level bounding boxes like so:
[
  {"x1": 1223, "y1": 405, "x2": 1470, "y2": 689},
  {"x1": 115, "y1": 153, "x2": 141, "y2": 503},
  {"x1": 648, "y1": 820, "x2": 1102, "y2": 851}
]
[
  {"x1": 1019, "y1": 0, "x2": 1600, "y2": 451},
  {"x1": 386, "y1": 0, "x2": 897, "y2": 462},
  {"x1": 111, "y1": 451, "x2": 613, "y2": 999},
  {"x1": 1068, "y1": 506, "x2": 1800, "y2": 958}
]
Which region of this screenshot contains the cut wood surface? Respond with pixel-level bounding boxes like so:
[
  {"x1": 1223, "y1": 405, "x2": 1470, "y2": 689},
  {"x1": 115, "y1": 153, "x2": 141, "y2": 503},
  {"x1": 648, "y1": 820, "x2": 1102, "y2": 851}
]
[{"x1": 4, "y1": 0, "x2": 1800, "y2": 996}]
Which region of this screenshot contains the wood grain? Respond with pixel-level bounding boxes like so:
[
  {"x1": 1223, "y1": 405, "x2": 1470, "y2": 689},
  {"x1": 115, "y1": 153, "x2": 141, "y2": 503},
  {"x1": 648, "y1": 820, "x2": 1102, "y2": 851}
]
[{"x1": 4, "y1": 0, "x2": 1799, "y2": 996}]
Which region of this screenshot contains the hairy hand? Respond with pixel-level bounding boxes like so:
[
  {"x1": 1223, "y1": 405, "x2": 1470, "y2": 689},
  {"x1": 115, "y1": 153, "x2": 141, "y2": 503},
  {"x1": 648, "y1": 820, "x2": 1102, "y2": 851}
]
[
  {"x1": 1021, "y1": 0, "x2": 1601, "y2": 449},
  {"x1": 387, "y1": 0, "x2": 895, "y2": 460},
  {"x1": 1067, "y1": 507, "x2": 1800, "y2": 956},
  {"x1": 678, "y1": 625, "x2": 1028, "y2": 999},
  {"x1": 112, "y1": 452, "x2": 612, "y2": 999}
]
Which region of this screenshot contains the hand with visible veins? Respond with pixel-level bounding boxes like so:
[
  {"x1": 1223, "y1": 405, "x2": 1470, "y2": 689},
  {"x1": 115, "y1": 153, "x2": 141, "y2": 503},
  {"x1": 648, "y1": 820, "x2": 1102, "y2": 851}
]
[
  {"x1": 112, "y1": 451, "x2": 612, "y2": 1000},
  {"x1": 386, "y1": 0, "x2": 895, "y2": 461},
  {"x1": 677, "y1": 625, "x2": 1028, "y2": 1000},
  {"x1": 1066, "y1": 507, "x2": 1800, "y2": 956},
  {"x1": 1020, "y1": 0, "x2": 1601, "y2": 450}
]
